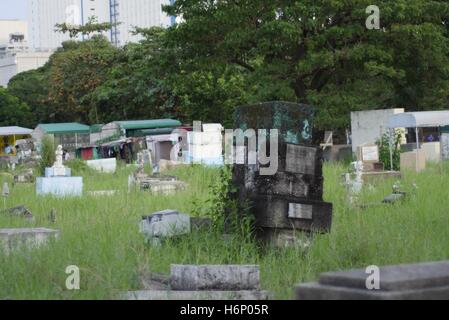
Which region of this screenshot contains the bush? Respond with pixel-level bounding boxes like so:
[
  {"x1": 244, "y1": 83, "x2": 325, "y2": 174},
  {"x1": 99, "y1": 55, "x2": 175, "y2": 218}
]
[
  {"x1": 192, "y1": 165, "x2": 254, "y2": 240},
  {"x1": 376, "y1": 130, "x2": 402, "y2": 171},
  {"x1": 64, "y1": 158, "x2": 91, "y2": 176},
  {"x1": 38, "y1": 135, "x2": 55, "y2": 175}
]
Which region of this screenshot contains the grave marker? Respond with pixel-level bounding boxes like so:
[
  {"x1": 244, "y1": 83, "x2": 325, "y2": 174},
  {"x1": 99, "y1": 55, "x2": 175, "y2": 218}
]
[
  {"x1": 231, "y1": 102, "x2": 333, "y2": 246},
  {"x1": 295, "y1": 260, "x2": 449, "y2": 300},
  {"x1": 0, "y1": 228, "x2": 59, "y2": 255},
  {"x1": 36, "y1": 145, "x2": 83, "y2": 197}
]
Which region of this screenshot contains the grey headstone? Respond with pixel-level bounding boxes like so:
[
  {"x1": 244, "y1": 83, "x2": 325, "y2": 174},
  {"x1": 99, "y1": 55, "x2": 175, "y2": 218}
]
[
  {"x1": 0, "y1": 228, "x2": 59, "y2": 255},
  {"x1": 170, "y1": 265, "x2": 260, "y2": 291},
  {"x1": 295, "y1": 260, "x2": 449, "y2": 300},
  {"x1": 140, "y1": 210, "x2": 190, "y2": 244},
  {"x1": 285, "y1": 144, "x2": 318, "y2": 175},
  {"x1": 253, "y1": 171, "x2": 323, "y2": 200},
  {"x1": 252, "y1": 196, "x2": 333, "y2": 232},
  {"x1": 383, "y1": 193, "x2": 406, "y2": 204}
]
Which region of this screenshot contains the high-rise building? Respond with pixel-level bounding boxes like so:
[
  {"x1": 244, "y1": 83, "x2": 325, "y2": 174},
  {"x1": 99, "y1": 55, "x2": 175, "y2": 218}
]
[
  {"x1": 110, "y1": 0, "x2": 172, "y2": 46},
  {"x1": 28, "y1": 0, "x2": 173, "y2": 50},
  {"x1": 28, "y1": 0, "x2": 111, "y2": 50}
]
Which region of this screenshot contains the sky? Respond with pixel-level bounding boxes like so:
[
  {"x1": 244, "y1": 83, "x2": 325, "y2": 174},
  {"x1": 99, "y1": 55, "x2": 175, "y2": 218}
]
[{"x1": 0, "y1": 0, "x2": 27, "y2": 20}]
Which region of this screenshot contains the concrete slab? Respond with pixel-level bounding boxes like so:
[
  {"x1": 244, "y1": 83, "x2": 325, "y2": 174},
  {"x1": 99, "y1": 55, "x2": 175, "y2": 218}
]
[
  {"x1": 295, "y1": 260, "x2": 449, "y2": 300},
  {"x1": 45, "y1": 167, "x2": 71, "y2": 177},
  {"x1": 252, "y1": 195, "x2": 333, "y2": 233},
  {"x1": 295, "y1": 282, "x2": 449, "y2": 300},
  {"x1": 0, "y1": 228, "x2": 59, "y2": 255},
  {"x1": 318, "y1": 260, "x2": 449, "y2": 291},
  {"x1": 36, "y1": 176, "x2": 83, "y2": 197},
  {"x1": 123, "y1": 290, "x2": 272, "y2": 300},
  {"x1": 170, "y1": 265, "x2": 260, "y2": 291},
  {"x1": 140, "y1": 210, "x2": 190, "y2": 244}
]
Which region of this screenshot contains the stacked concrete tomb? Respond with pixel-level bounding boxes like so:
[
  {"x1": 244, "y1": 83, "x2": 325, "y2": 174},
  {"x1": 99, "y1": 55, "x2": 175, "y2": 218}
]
[
  {"x1": 295, "y1": 260, "x2": 449, "y2": 300},
  {"x1": 232, "y1": 102, "x2": 333, "y2": 246},
  {"x1": 125, "y1": 264, "x2": 272, "y2": 300}
]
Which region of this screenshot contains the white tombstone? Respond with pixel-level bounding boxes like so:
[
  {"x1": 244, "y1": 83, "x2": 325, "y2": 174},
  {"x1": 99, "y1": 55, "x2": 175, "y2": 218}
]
[
  {"x1": 37, "y1": 145, "x2": 83, "y2": 197},
  {"x1": 140, "y1": 210, "x2": 191, "y2": 245}
]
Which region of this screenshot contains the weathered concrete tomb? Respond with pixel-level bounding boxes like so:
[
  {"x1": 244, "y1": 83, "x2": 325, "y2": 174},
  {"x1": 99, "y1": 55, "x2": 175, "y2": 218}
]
[
  {"x1": 295, "y1": 260, "x2": 449, "y2": 300},
  {"x1": 232, "y1": 101, "x2": 333, "y2": 246},
  {"x1": 129, "y1": 172, "x2": 187, "y2": 195},
  {"x1": 124, "y1": 264, "x2": 272, "y2": 300},
  {"x1": 0, "y1": 228, "x2": 59, "y2": 255},
  {"x1": 170, "y1": 265, "x2": 260, "y2": 291},
  {"x1": 140, "y1": 209, "x2": 191, "y2": 245}
]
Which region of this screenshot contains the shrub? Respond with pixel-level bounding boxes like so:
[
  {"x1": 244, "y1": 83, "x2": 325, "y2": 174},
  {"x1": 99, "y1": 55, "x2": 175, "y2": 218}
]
[
  {"x1": 376, "y1": 130, "x2": 402, "y2": 171},
  {"x1": 38, "y1": 135, "x2": 55, "y2": 175},
  {"x1": 191, "y1": 165, "x2": 254, "y2": 239}
]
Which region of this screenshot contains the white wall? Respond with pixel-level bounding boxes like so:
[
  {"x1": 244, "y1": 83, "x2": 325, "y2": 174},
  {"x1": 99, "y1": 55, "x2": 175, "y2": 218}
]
[
  {"x1": 16, "y1": 51, "x2": 52, "y2": 73},
  {"x1": 350, "y1": 108, "x2": 405, "y2": 153},
  {"x1": 0, "y1": 51, "x2": 53, "y2": 87},
  {"x1": 0, "y1": 54, "x2": 17, "y2": 87},
  {"x1": 99, "y1": 123, "x2": 121, "y2": 141}
]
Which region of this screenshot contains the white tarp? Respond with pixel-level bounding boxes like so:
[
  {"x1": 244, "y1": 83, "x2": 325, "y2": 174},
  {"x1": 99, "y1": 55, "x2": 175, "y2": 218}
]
[
  {"x1": 0, "y1": 126, "x2": 33, "y2": 136},
  {"x1": 388, "y1": 111, "x2": 449, "y2": 128},
  {"x1": 86, "y1": 158, "x2": 117, "y2": 173}
]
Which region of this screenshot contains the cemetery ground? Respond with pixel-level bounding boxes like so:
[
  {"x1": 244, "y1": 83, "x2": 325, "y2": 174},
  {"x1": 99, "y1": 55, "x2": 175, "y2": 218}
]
[{"x1": 1, "y1": 162, "x2": 449, "y2": 300}]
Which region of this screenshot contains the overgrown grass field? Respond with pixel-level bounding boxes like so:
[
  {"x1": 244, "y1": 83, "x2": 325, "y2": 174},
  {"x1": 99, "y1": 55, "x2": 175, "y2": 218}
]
[{"x1": 1, "y1": 162, "x2": 449, "y2": 299}]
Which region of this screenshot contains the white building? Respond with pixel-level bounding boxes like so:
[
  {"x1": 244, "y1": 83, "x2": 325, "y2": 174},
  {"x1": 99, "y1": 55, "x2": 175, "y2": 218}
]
[
  {"x1": 111, "y1": 0, "x2": 173, "y2": 46},
  {"x1": 0, "y1": 48, "x2": 53, "y2": 87},
  {"x1": 0, "y1": 20, "x2": 28, "y2": 46},
  {"x1": 28, "y1": 0, "x2": 111, "y2": 50},
  {"x1": 28, "y1": 0, "x2": 174, "y2": 50},
  {"x1": 350, "y1": 108, "x2": 405, "y2": 153},
  {"x1": 0, "y1": 19, "x2": 53, "y2": 87},
  {"x1": 0, "y1": 46, "x2": 17, "y2": 87},
  {"x1": 0, "y1": 20, "x2": 29, "y2": 55}
]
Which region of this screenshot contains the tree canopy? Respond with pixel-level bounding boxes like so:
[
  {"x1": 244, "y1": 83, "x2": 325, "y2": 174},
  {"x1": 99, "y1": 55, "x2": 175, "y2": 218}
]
[
  {"x1": 0, "y1": 88, "x2": 33, "y2": 127},
  {"x1": 2, "y1": 1, "x2": 449, "y2": 135}
]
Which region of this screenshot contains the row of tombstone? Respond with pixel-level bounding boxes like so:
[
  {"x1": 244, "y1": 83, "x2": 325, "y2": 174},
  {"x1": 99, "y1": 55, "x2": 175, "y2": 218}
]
[{"x1": 124, "y1": 260, "x2": 449, "y2": 300}]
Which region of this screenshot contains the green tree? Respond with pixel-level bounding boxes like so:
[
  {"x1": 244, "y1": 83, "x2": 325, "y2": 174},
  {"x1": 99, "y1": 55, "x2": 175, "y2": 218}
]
[
  {"x1": 90, "y1": 27, "x2": 178, "y2": 122},
  {"x1": 164, "y1": 0, "x2": 449, "y2": 130},
  {"x1": 47, "y1": 35, "x2": 120, "y2": 123},
  {"x1": 7, "y1": 66, "x2": 54, "y2": 126},
  {"x1": 0, "y1": 88, "x2": 34, "y2": 127},
  {"x1": 55, "y1": 16, "x2": 116, "y2": 39}
]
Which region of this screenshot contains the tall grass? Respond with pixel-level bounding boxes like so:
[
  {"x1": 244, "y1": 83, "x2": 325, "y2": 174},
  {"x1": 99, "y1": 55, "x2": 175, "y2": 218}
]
[{"x1": 1, "y1": 162, "x2": 449, "y2": 299}]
